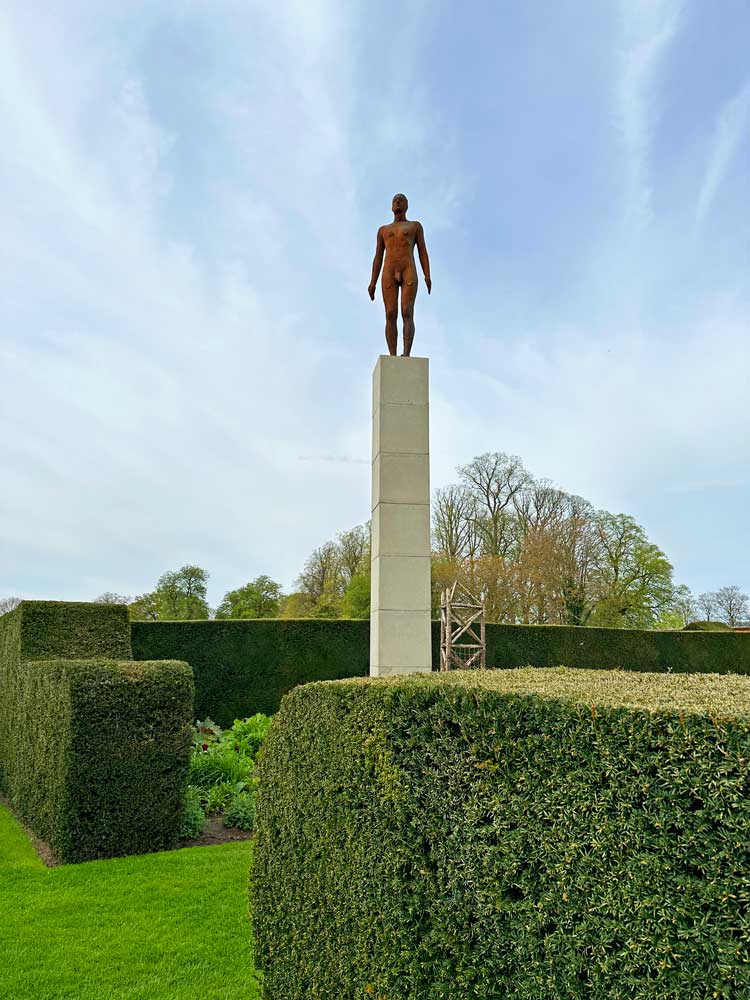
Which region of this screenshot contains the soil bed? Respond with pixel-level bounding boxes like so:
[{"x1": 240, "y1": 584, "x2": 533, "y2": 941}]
[{"x1": 177, "y1": 815, "x2": 253, "y2": 848}]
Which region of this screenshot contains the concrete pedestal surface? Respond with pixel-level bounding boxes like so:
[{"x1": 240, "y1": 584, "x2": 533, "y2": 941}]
[{"x1": 370, "y1": 356, "x2": 432, "y2": 676}]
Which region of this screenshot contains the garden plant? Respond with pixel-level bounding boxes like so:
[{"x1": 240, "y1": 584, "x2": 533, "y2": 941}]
[{"x1": 179, "y1": 713, "x2": 271, "y2": 838}]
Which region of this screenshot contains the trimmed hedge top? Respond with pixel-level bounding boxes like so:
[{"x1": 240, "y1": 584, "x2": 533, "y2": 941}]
[
  {"x1": 350, "y1": 665, "x2": 750, "y2": 717},
  {"x1": 19, "y1": 600, "x2": 132, "y2": 661}
]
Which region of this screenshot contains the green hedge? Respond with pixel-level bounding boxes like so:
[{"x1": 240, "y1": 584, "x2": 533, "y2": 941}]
[
  {"x1": 0, "y1": 602, "x2": 193, "y2": 862},
  {"x1": 252, "y1": 668, "x2": 750, "y2": 999},
  {"x1": 131, "y1": 619, "x2": 371, "y2": 724},
  {"x1": 18, "y1": 600, "x2": 133, "y2": 661},
  {"x1": 483, "y1": 621, "x2": 750, "y2": 674},
  {"x1": 131, "y1": 618, "x2": 750, "y2": 725}
]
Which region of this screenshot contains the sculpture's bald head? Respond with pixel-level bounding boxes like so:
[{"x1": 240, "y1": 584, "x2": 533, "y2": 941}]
[{"x1": 392, "y1": 193, "x2": 408, "y2": 213}]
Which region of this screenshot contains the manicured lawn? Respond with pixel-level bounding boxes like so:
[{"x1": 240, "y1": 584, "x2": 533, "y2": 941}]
[{"x1": 0, "y1": 802, "x2": 258, "y2": 1000}]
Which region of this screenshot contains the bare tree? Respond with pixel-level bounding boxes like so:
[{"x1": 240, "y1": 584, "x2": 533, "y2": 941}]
[
  {"x1": 514, "y1": 479, "x2": 567, "y2": 534},
  {"x1": 715, "y1": 586, "x2": 750, "y2": 627},
  {"x1": 95, "y1": 592, "x2": 131, "y2": 605},
  {"x1": 433, "y1": 485, "x2": 476, "y2": 559},
  {"x1": 0, "y1": 596, "x2": 21, "y2": 616},
  {"x1": 697, "y1": 592, "x2": 718, "y2": 621},
  {"x1": 458, "y1": 452, "x2": 530, "y2": 559},
  {"x1": 671, "y1": 585, "x2": 697, "y2": 627},
  {"x1": 555, "y1": 495, "x2": 599, "y2": 625},
  {"x1": 297, "y1": 542, "x2": 342, "y2": 601}
]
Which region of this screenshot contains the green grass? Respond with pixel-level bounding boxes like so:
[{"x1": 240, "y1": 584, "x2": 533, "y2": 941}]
[{"x1": 0, "y1": 802, "x2": 257, "y2": 1000}]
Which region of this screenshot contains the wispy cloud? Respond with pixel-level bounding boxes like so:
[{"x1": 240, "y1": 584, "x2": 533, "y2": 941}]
[
  {"x1": 618, "y1": 0, "x2": 683, "y2": 230},
  {"x1": 696, "y1": 82, "x2": 750, "y2": 227}
]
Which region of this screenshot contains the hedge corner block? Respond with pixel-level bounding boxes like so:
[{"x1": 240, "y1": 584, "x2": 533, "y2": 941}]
[{"x1": 370, "y1": 355, "x2": 432, "y2": 677}]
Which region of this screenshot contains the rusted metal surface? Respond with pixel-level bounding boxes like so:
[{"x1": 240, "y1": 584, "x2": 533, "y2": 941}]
[{"x1": 369, "y1": 193, "x2": 432, "y2": 357}]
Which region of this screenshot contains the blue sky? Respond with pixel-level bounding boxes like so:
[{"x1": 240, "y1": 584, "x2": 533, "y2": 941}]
[{"x1": 1, "y1": 0, "x2": 748, "y2": 607}]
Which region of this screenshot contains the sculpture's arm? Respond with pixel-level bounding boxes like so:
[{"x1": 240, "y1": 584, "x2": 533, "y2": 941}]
[
  {"x1": 416, "y1": 222, "x2": 432, "y2": 293},
  {"x1": 368, "y1": 229, "x2": 385, "y2": 300}
]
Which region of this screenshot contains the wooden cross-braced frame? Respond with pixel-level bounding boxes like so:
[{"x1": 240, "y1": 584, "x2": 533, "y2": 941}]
[{"x1": 440, "y1": 581, "x2": 486, "y2": 671}]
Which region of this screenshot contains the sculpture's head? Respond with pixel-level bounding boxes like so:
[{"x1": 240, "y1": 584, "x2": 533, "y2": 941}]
[{"x1": 392, "y1": 193, "x2": 408, "y2": 214}]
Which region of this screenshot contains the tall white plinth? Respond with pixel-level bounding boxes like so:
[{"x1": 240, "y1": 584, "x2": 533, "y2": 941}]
[{"x1": 370, "y1": 356, "x2": 432, "y2": 677}]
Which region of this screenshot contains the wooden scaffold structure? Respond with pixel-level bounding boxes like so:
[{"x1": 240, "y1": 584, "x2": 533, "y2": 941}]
[{"x1": 439, "y1": 581, "x2": 487, "y2": 671}]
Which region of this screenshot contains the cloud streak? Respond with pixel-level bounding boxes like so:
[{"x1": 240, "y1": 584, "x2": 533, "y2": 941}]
[
  {"x1": 696, "y1": 82, "x2": 750, "y2": 227},
  {"x1": 618, "y1": 0, "x2": 683, "y2": 230}
]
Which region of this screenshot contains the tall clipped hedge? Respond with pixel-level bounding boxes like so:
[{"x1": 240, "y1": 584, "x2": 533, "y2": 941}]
[
  {"x1": 131, "y1": 617, "x2": 750, "y2": 724},
  {"x1": 483, "y1": 621, "x2": 750, "y2": 674},
  {"x1": 253, "y1": 668, "x2": 750, "y2": 999},
  {"x1": 0, "y1": 602, "x2": 193, "y2": 862},
  {"x1": 131, "y1": 619, "x2": 370, "y2": 724}
]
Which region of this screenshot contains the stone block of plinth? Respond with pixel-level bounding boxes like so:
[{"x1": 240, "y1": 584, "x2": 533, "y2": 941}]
[
  {"x1": 370, "y1": 503, "x2": 431, "y2": 558},
  {"x1": 369, "y1": 609, "x2": 433, "y2": 674},
  {"x1": 371, "y1": 555, "x2": 432, "y2": 612}
]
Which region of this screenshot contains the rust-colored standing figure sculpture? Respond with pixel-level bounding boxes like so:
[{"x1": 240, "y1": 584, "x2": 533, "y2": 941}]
[{"x1": 368, "y1": 194, "x2": 431, "y2": 356}]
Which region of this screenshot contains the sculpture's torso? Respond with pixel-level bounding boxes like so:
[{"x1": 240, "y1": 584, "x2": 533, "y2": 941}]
[{"x1": 381, "y1": 220, "x2": 420, "y2": 286}]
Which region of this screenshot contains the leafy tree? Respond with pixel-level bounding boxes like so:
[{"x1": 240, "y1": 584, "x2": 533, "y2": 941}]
[
  {"x1": 294, "y1": 523, "x2": 370, "y2": 617},
  {"x1": 279, "y1": 592, "x2": 315, "y2": 618},
  {"x1": 342, "y1": 572, "x2": 370, "y2": 619},
  {"x1": 655, "y1": 609, "x2": 687, "y2": 630},
  {"x1": 155, "y1": 565, "x2": 210, "y2": 620},
  {"x1": 588, "y1": 514, "x2": 674, "y2": 629},
  {"x1": 337, "y1": 525, "x2": 370, "y2": 586},
  {"x1": 431, "y1": 557, "x2": 464, "y2": 618},
  {"x1": 311, "y1": 582, "x2": 343, "y2": 619},
  {"x1": 215, "y1": 576, "x2": 282, "y2": 619},
  {"x1": 128, "y1": 592, "x2": 160, "y2": 621},
  {"x1": 129, "y1": 566, "x2": 210, "y2": 621}
]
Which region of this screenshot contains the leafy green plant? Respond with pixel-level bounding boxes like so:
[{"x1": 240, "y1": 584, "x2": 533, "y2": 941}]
[
  {"x1": 178, "y1": 786, "x2": 206, "y2": 839},
  {"x1": 224, "y1": 788, "x2": 256, "y2": 831},
  {"x1": 185, "y1": 713, "x2": 270, "y2": 825},
  {"x1": 224, "y1": 714, "x2": 272, "y2": 759},
  {"x1": 202, "y1": 782, "x2": 235, "y2": 815},
  {"x1": 188, "y1": 746, "x2": 253, "y2": 788},
  {"x1": 192, "y1": 717, "x2": 223, "y2": 749}
]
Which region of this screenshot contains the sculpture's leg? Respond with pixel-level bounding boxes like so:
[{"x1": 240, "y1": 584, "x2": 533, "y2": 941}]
[
  {"x1": 401, "y1": 273, "x2": 418, "y2": 357},
  {"x1": 382, "y1": 276, "x2": 399, "y2": 356}
]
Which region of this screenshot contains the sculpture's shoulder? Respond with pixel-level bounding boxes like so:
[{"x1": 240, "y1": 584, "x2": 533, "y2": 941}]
[{"x1": 381, "y1": 219, "x2": 421, "y2": 233}]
